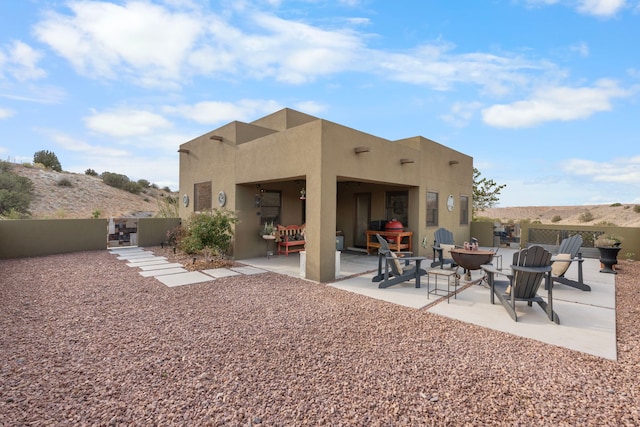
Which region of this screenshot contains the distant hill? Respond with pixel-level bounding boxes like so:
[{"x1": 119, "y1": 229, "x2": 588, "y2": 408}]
[
  {"x1": 478, "y1": 204, "x2": 640, "y2": 228},
  {"x1": 10, "y1": 164, "x2": 176, "y2": 219}
]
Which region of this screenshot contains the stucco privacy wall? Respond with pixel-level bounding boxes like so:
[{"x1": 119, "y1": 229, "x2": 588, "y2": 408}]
[
  {"x1": 178, "y1": 108, "x2": 474, "y2": 282},
  {"x1": 0, "y1": 218, "x2": 181, "y2": 259},
  {"x1": 0, "y1": 219, "x2": 106, "y2": 258}
]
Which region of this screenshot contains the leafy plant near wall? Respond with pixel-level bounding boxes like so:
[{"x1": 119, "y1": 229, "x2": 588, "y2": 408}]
[{"x1": 180, "y1": 209, "x2": 238, "y2": 256}]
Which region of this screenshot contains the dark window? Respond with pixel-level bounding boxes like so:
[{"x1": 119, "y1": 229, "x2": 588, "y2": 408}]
[
  {"x1": 194, "y1": 181, "x2": 212, "y2": 211},
  {"x1": 260, "y1": 190, "x2": 281, "y2": 225},
  {"x1": 460, "y1": 195, "x2": 469, "y2": 225},
  {"x1": 386, "y1": 191, "x2": 408, "y2": 226},
  {"x1": 427, "y1": 191, "x2": 438, "y2": 227}
]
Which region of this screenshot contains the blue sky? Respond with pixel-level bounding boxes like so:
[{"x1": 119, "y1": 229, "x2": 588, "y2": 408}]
[{"x1": 1, "y1": 0, "x2": 638, "y2": 207}]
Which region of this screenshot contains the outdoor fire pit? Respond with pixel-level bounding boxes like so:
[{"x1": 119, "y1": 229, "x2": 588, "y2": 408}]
[{"x1": 450, "y1": 248, "x2": 495, "y2": 280}]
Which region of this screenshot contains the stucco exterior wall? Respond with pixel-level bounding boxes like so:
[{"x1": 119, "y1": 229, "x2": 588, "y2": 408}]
[{"x1": 178, "y1": 108, "x2": 474, "y2": 282}]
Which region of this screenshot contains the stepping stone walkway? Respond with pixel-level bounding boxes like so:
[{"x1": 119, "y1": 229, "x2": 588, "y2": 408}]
[{"x1": 108, "y1": 247, "x2": 267, "y2": 287}]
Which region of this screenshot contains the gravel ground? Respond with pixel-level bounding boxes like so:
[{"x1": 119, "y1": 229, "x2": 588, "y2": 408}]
[{"x1": 1, "y1": 250, "x2": 639, "y2": 426}]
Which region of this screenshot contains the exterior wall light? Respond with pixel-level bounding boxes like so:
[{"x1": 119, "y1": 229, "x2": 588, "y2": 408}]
[
  {"x1": 449, "y1": 160, "x2": 460, "y2": 165},
  {"x1": 354, "y1": 146, "x2": 370, "y2": 154}
]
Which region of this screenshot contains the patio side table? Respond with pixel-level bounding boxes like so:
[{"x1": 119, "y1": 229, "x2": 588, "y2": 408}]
[{"x1": 427, "y1": 268, "x2": 460, "y2": 303}]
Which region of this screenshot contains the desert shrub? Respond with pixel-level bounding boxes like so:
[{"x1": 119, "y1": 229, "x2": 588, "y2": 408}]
[
  {"x1": 162, "y1": 186, "x2": 171, "y2": 192},
  {"x1": 610, "y1": 202, "x2": 622, "y2": 207},
  {"x1": 156, "y1": 195, "x2": 179, "y2": 218},
  {"x1": 85, "y1": 168, "x2": 98, "y2": 176},
  {"x1": 579, "y1": 210, "x2": 594, "y2": 222},
  {"x1": 595, "y1": 221, "x2": 617, "y2": 227},
  {"x1": 57, "y1": 177, "x2": 73, "y2": 187},
  {"x1": 91, "y1": 210, "x2": 101, "y2": 218},
  {"x1": 101, "y1": 171, "x2": 142, "y2": 194},
  {"x1": 551, "y1": 215, "x2": 562, "y2": 223},
  {"x1": 180, "y1": 209, "x2": 237, "y2": 255},
  {"x1": 123, "y1": 181, "x2": 143, "y2": 194},
  {"x1": 0, "y1": 161, "x2": 34, "y2": 216},
  {"x1": 137, "y1": 179, "x2": 151, "y2": 188},
  {"x1": 634, "y1": 205, "x2": 640, "y2": 214},
  {"x1": 33, "y1": 150, "x2": 62, "y2": 171}
]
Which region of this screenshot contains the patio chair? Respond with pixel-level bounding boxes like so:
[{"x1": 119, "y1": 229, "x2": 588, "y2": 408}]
[
  {"x1": 431, "y1": 228, "x2": 458, "y2": 269},
  {"x1": 372, "y1": 234, "x2": 427, "y2": 289},
  {"x1": 549, "y1": 235, "x2": 590, "y2": 291},
  {"x1": 481, "y1": 245, "x2": 559, "y2": 324}
]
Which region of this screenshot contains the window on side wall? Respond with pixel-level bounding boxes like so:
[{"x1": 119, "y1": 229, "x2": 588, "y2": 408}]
[
  {"x1": 194, "y1": 181, "x2": 212, "y2": 212},
  {"x1": 427, "y1": 191, "x2": 438, "y2": 227},
  {"x1": 460, "y1": 195, "x2": 469, "y2": 225},
  {"x1": 260, "y1": 190, "x2": 281, "y2": 226}
]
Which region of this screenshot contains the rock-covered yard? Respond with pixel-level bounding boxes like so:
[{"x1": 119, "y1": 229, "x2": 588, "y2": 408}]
[{"x1": 1, "y1": 251, "x2": 638, "y2": 426}]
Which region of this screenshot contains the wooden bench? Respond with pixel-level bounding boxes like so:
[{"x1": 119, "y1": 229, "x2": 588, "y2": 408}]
[{"x1": 277, "y1": 224, "x2": 306, "y2": 255}]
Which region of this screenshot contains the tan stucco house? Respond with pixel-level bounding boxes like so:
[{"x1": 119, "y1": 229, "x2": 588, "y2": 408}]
[{"x1": 178, "y1": 108, "x2": 473, "y2": 282}]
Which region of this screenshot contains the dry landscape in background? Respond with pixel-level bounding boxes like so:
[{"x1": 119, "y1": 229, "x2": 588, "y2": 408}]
[
  {"x1": 9, "y1": 164, "x2": 640, "y2": 227},
  {"x1": 11, "y1": 164, "x2": 175, "y2": 219}
]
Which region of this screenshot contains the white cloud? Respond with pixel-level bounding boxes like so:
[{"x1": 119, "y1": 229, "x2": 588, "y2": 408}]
[
  {"x1": 293, "y1": 101, "x2": 328, "y2": 115},
  {"x1": 562, "y1": 156, "x2": 640, "y2": 184},
  {"x1": 34, "y1": 1, "x2": 204, "y2": 87},
  {"x1": 0, "y1": 108, "x2": 15, "y2": 119},
  {"x1": 47, "y1": 130, "x2": 130, "y2": 157},
  {"x1": 84, "y1": 108, "x2": 173, "y2": 137},
  {"x1": 481, "y1": 79, "x2": 629, "y2": 128},
  {"x1": 376, "y1": 43, "x2": 549, "y2": 96},
  {"x1": 576, "y1": 0, "x2": 627, "y2": 16},
  {"x1": 0, "y1": 40, "x2": 46, "y2": 81},
  {"x1": 164, "y1": 99, "x2": 283, "y2": 125},
  {"x1": 440, "y1": 101, "x2": 483, "y2": 127}
]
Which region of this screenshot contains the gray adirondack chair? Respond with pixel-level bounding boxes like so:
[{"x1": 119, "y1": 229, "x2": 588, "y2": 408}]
[
  {"x1": 550, "y1": 235, "x2": 590, "y2": 291},
  {"x1": 481, "y1": 245, "x2": 559, "y2": 324},
  {"x1": 372, "y1": 234, "x2": 427, "y2": 289},
  {"x1": 431, "y1": 227, "x2": 458, "y2": 269}
]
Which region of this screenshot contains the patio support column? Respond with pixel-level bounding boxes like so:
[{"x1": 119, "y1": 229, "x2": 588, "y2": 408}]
[{"x1": 304, "y1": 173, "x2": 337, "y2": 282}]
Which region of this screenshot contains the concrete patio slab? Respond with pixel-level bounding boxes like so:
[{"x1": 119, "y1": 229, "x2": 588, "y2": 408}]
[
  {"x1": 240, "y1": 248, "x2": 617, "y2": 360},
  {"x1": 155, "y1": 271, "x2": 213, "y2": 287},
  {"x1": 203, "y1": 268, "x2": 241, "y2": 278},
  {"x1": 231, "y1": 266, "x2": 268, "y2": 275},
  {"x1": 139, "y1": 267, "x2": 189, "y2": 277}
]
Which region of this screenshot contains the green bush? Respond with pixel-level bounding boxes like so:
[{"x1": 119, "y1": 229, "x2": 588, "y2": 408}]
[
  {"x1": 0, "y1": 161, "x2": 34, "y2": 216},
  {"x1": 33, "y1": 150, "x2": 62, "y2": 171},
  {"x1": 579, "y1": 210, "x2": 594, "y2": 222},
  {"x1": 57, "y1": 177, "x2": 73, "y2": 187},
  {"x1": 610, "y1": 202, "x2": 622, "y2": 207},
  {"x1": 634, "y1": 205, "x2": 640, "y2": 214},
  {"x1": 85, "y1": 168, "x2": 98, "y2": 176},
  {"x1": 101, "y1": 171, "x2": 143, "y2": 194},
  {"x1": 137, "y1": 179, "x2": 151, "y2": 188},
  {"x1": 180, "y1": 209, "x2": 237, "y2": 255},
  {"x1": 551, "y1": 215, "x2": 562, "y2": 223}
]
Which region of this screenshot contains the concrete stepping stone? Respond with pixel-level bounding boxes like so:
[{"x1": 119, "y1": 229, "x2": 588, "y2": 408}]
[
  {"x1": 139, "y1": 268, "x2": 188, "y2": 277},
  {"x1": 137, "y1": 263, "x2": 184, "y2": 271},
  {"x1": 203, "y1": 268, "x2": 241, "y2": 278},
  {"x1": 126, "y1": 258, "x2": 168, "y2": 267},
  {"x1": 156, "y1": 271, "x2": 213, "y2": 287}
]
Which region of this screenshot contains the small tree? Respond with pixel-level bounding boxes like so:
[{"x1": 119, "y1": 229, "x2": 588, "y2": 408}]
[
  {"x1": 85, "y1": 168, "x2": 98, "y2": 176},
  {"x1": 33, "y1": 150, "x2": 62, "y2": 171},
  {"x1": 0, "y1": 161, "x2": 34, "y2": 216},
  {"x1": 472, "y1": 167, "x2": 506, "y2": 218}
]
